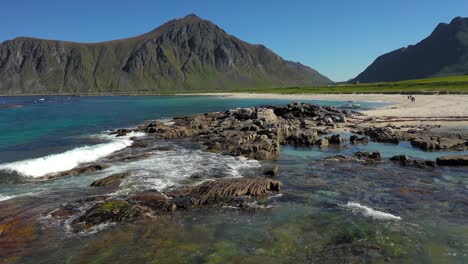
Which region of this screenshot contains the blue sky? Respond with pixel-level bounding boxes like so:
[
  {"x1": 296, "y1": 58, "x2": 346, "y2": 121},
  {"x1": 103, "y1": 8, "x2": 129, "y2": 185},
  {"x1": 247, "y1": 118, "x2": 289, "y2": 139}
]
[{"x1": 1, "y1": 0, "x2": 466, "y2": 81}]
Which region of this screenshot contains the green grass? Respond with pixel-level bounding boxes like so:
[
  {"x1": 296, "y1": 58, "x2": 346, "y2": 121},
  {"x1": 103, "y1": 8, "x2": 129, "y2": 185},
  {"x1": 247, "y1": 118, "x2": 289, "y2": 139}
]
[
  {"x1": 4, "y1": 75, "x2": 468, "y2": 96},
  {"x1": 230, "y1": 75, "x2": 468, "y2": 94}
]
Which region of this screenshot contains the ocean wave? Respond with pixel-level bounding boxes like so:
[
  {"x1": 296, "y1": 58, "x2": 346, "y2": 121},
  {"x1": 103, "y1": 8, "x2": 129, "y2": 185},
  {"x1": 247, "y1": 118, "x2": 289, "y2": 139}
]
[
  {"x1": 342, "y1": 201, "x2": 402, "y2": 220},
  {"x1": 0, "y1": 132, "x2": 144, "y2": 178}
]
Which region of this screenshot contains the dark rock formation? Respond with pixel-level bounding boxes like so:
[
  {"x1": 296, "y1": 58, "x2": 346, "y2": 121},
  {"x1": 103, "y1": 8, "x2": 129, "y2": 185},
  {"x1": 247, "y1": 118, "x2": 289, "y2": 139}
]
[
  {"x1": 436, "y1": 155, "x2": 468, "y2": 166},
  {"x1": 410, "y1": 136, "x2": 467, "y2": 151},
  {"x1": 390, "y1": 155, "x2": 435, "y2": 168},
  {"x1": 329, "y1": 134, "x2": 344, "y2": 145},
  {"x1": 359, "y1": 127, "x2": 400, "y2": 144},
  {"x1": 45, "y1": 163, "x2": 109, "y2": 179},
  {"x1": 353, "y1": 151, "x2": 382, "y2": 163},
  {"x1": 90, "y1": 172, "x2": 131, "y2": 187},
  {"x1": 263, "y1": 165, "x2": 280, "y2": 177},
  {"x1": 350, "y1": 135, "x2": 368, "y2": 144}
]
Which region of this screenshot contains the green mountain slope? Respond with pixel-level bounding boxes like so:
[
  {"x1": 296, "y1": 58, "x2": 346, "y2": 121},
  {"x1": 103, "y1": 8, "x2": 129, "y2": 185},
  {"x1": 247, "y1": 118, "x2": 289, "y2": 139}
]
[
  {"x1": 354, "y1": 17, "x2": 468, "y2": 83},
  {"x1": 0, "y1": 14, "x2": 331, "y2": 95}
]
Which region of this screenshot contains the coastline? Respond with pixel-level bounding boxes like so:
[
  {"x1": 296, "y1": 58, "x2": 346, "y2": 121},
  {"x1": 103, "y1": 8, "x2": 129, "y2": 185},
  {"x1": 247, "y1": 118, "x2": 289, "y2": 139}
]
[{"x1": 179, "y1": 93, "x2": 468, "y2": 127}]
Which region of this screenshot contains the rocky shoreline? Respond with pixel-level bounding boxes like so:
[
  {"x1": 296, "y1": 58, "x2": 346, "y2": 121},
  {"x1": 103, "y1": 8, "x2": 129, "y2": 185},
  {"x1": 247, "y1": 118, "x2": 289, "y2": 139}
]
[{"x1": 41, "y1": 102, "x2": 468, "y2": 232}]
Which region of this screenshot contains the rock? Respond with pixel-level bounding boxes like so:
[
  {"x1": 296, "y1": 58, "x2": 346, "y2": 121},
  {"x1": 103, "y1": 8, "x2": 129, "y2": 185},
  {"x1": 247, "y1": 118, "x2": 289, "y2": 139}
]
[
  {"x1": 390, "y1": 155, "x2": 435, "y2": 168},
  {"x1": 410, "y1": 137, "x2": 438, "y2": 151},
  {"x1": 285, "y1": 130, "x2": 318, "y2": 146},
  {"x1": 112, "y1": 103, "x2": 359, "y2": 161},
  {"x1": 350, "y1": 135, "x2": 368, "y2": 144},
  {"x1": 73, "y1": 200, "x2": 148, "y2": 231},
  {"x1": 263, "y1": 165, "x2": 279, "y2": 177},
  {"x1": 360, "y1": 127, "x2": 400, "y2": 144},
  {"x1": 329, "y1": 134, "x2": 344, "y2": 145},
  {"x1": 90, "y1": 172, "x2": 131, "y2": 187},
  {"x1": 436, "y1": 155, "x2": 468, "y2": 166},
  {"x1": 111, "y1": 129, "x2": 130, "y2": 137},
  {"x1": 167, "y1": 177, "x2": 283, "y2": 206},
  {"x1": 46, "y1": 163, "x2": 109, "y2": 179},
  {"x1": 411, "y1": 136, "x2": 467, "y2": 151},
  {"x1": 256, "y1": 108, "x2": 277, "y2": 123},
  {"x1": 353, "y1": 151, "x2": 382, "y2": 163},
  {"x1": 129, "y1": 191, "x2": 175, "y2": 212},
  {"x1": 58, "y1": 177, "x2": 284, "y2": 232},
  {"x1": 316, "y1": 138, "x2": 329, "y2": 148}
]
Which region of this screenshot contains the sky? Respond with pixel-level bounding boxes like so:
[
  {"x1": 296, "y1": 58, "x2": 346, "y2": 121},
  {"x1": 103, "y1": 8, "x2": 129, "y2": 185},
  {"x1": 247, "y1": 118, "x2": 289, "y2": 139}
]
[{"x1": 1, "y1": 0, "x2": 467, "y2": 81}]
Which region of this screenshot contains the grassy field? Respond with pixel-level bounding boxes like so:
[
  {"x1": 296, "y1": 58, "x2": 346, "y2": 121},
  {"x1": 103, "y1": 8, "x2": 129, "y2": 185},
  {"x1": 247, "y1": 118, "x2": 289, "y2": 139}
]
[
  {"x1": 3, "y1": 75, "x2": 468, "y2": 96},
  {"x1": 231, "y1": 75, "x2": 468, "y2": 94}
]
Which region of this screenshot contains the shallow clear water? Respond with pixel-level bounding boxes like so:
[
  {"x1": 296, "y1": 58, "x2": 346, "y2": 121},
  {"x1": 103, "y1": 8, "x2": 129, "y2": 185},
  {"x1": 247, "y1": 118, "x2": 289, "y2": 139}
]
[{"x1": 0, "y1": 96, "x2": 467, "y2": 263}]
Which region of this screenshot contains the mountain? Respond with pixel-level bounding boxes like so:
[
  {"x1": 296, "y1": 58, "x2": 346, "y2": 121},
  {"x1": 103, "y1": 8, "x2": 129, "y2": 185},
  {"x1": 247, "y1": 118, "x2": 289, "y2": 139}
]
[
  {"x1": 354, "y1": 17, "x2": 468, "y2": 83},
  {"x1": 0, "y1": 14, "x2": 331, "y2": 95}
]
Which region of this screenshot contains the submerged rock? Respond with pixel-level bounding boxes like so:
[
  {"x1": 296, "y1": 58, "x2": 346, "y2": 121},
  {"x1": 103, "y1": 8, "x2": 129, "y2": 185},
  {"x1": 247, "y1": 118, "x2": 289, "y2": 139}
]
[
  {"x1": 436, "y1": 155, "x2": 468, "y2": 166},
  {"x1": 46, "y1": 163, "x2": 109, "y2": 179},
  {"x1": 73, "y1": 200, "x2": 148, "y2": 232},
  {"x1": 325, "y1": 152, "x2": 382, "y2": 164},
  {"x1": 353, "y1": 151, "x2": 382, "y2": 163},
  {"x1": 90, "y1": 172, "x2": 131, "y2": 187},
  {"x1": 263, "y1": 165, "x2": 280, "y2": 177},
  {"x1": 390, "y1": 155, "x2": 435, "y2": 168}
]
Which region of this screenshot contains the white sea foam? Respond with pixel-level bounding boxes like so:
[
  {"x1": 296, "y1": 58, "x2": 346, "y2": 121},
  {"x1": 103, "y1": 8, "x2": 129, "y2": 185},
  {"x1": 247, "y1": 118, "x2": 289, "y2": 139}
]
[
  {"x1": 0, "y1": 194, "x2": 14, "y2": 201},
  {"x1": 109, "y1": 148, "x2": 261, "y2": 195},
  {"x1": 0, "y1": 132, "x2": 144, "y2": 178},
  {"x1": 342, "y1": 201, "x2": 402, "y2": 220}
]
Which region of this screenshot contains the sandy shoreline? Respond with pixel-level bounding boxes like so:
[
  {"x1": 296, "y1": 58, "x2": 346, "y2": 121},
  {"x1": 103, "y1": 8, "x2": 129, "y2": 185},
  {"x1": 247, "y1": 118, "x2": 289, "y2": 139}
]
[{"x1": 179, "y1": 93, "x2": 468, "y2": 128}]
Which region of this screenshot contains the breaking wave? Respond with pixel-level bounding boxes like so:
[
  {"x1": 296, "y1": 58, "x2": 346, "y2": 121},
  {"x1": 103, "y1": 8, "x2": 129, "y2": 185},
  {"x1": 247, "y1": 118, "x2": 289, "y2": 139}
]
[{"x1": 0, "y1": 132, "x2": 144, "y2": 178}]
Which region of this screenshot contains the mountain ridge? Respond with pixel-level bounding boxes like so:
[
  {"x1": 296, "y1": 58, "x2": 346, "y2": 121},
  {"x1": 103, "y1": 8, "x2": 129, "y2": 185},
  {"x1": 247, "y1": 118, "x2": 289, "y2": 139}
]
[
  {"x1": 354, "y1": 16, "x2": 468, "y2": 83},
  {"x1": 0, "y1": 14, "x2": 331, "y2": 95}
]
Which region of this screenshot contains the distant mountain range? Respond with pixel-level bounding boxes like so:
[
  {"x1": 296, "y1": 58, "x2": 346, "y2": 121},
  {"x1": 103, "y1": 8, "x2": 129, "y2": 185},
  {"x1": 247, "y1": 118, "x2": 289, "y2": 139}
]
[
  {"x1": 0, "y1": 14, "x2": 331, "y2": 95},
  {"x1": 354, "y1": 17, "x2": 468, "y2": 83}
]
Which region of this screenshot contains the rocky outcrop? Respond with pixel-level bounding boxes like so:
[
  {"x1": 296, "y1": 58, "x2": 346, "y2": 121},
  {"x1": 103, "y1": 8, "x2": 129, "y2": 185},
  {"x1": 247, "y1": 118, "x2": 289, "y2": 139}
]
[
  {"x1": 356, "y1": 125, "x2": 467, "y2": 152},
  {"x1": 130, "y1": 103, "x2": 355, "y2": 160},
  {"x1": 436, "y1": 155, "x2": 468, "y2": 166},
  {"x1": 359, "y1": 127, "x2": 401, "y2": 144},
  {"x1": 410, "y1": 136, "x2": 467, "y2": 151},
  {"x1": 390, "y1": 155, "x2": 435, "y2": 168},
  {"x1": 58, "y1": 177, "x2": 283, "y2": 232}
]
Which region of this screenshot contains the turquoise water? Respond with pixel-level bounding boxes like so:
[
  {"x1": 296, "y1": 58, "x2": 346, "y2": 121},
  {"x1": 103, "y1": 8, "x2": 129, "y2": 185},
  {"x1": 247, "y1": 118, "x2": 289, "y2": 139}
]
[{"x1": 0, "y1": 96, "x2": 381, "y2": 163}]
